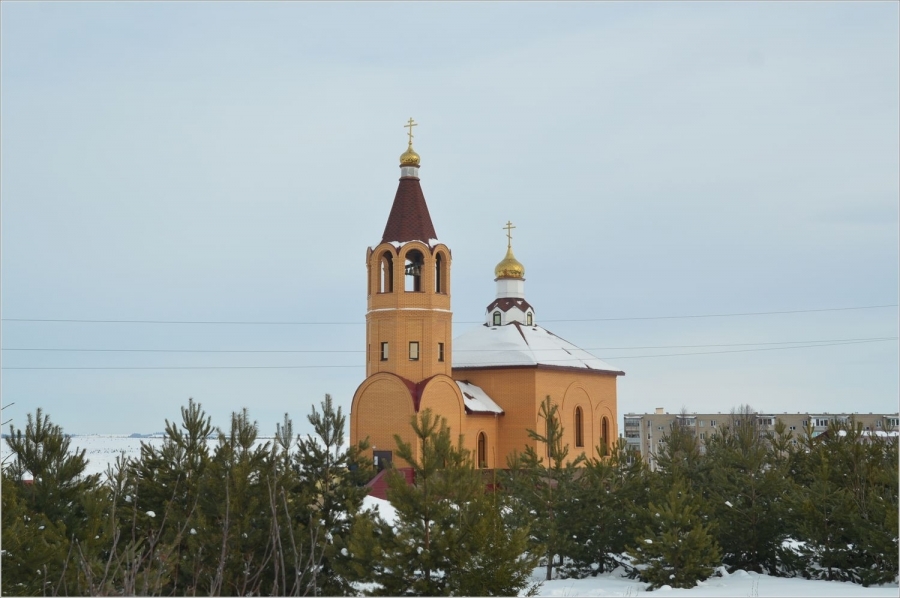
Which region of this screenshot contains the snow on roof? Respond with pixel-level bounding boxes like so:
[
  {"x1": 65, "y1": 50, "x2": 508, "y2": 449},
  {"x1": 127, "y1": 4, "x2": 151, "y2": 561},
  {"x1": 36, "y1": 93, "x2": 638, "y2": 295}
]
[
  {"x1": 455, "y1": 380, "x2": 504, "y2": 414},
  {"x1": 837, "y1": 429, "x2": 900, "y2": 438},
  {"x1": 452, "y1": 322, "x2": 624, "y2": 374},
  {"x1": 371, "y1": 239, "x2": 440, "y2": 251}
]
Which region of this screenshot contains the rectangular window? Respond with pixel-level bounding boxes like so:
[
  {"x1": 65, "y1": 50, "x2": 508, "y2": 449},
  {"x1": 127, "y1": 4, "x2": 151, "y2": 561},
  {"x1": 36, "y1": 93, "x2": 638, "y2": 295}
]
[
  {"x1": 657, "y1": 426, "x2": 664, "y2": 431},
  {"x1": 759, "y1": 418, "x2": 773, "y2": 426},
  {"x1": 438, "y1": 342, "x2": 444, "y2": 362},
  {"x1": 888, "y1": 418, "x2": 899, "y2": 427},
  {"x1": 492, "y1": 312, "x2": 501, "y2": 326},
  {"x1": 409, "y1": 341, "x2": 419, "y2": 361},
  {"x1": 710, "y1": 420, "x2": 717, "y2": 427},
  {"x1": 802, "y1": 420, "x2": 808, "y2": 427},
  {"x1": 380, "y1": 342, "x2": 389, "y2": 361},
  {"x1": 789, "y1": 426, "x2": 796, "y2": 431},
  {"x1": 700, "y1": 432, "x2": 706, "y2": 440},
  {"x1": 699, "y1": 420, "x2": 705, "y2": 427},
  {"x1": 815, "y1": 418, "x2": 829, "y2": 427}
]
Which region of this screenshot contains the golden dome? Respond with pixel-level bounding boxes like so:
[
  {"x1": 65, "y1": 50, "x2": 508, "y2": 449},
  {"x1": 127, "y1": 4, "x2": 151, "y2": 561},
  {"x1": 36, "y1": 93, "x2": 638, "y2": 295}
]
[
  {"x1": 399, "y1": 144, "x2": 421, "y2": 167},
  {"x1": 495, "y1": 246, "x2": 525, "y2": 279}
]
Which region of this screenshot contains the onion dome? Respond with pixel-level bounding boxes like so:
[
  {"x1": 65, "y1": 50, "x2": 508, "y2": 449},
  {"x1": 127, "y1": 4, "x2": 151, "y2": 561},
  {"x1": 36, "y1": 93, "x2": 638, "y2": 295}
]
[
  {"x1": 495, "y1": 221, "x2": 525, "y2": 279},
  {"x1": 399, "y1": 145, "x2": 420, "y2": 167},
  {"x1": 400, "y1": 117, "x2": 421, "y2": 167},
  {"x1": 495, "y1": 246, "x2": 525, "y2": 279}
]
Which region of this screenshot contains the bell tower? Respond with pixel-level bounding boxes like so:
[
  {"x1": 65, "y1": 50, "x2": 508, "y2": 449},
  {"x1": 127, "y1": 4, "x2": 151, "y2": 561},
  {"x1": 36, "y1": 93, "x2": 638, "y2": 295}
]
[{"x1": 364, "y1": 119, "x2": 453, "y2": 381}]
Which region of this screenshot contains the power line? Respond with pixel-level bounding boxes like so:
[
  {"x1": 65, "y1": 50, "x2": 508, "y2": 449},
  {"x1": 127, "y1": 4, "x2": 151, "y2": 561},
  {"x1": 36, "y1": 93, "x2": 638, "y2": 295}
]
[
  {"x1": 2, "y1": 336, "x2": 897, "y2": 354},
  {"x1": 2, "y1": 338, "x2": 894, "y2": 370},
  {"x1": 600, "y1": 338, "x2": 896, "y2": 360},
  {"x1": 1, "y1": 304, "x2": 896, "y2": 326}
]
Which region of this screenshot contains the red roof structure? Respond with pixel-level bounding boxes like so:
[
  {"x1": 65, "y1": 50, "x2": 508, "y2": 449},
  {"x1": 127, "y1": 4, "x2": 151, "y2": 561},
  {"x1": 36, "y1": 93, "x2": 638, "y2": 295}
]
[{"x1": 380, "y1": 176, "x2": 437, "y2": 244}]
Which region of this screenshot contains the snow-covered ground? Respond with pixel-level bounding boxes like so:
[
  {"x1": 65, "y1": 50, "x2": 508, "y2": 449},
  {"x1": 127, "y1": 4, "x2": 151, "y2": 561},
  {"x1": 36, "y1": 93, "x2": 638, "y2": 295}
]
[
  {"x1": 528, "y1": 567, "x2": 898, "y2": 597},
  {"x1": 4, "y1": 436, "x2": 898, "y2": 597}
]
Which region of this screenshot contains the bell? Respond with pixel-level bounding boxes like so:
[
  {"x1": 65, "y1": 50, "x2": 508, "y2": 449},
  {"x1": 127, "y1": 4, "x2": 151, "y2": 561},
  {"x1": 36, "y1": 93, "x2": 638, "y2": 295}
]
[{"x1": 405, "y1": 261, "x2": 422, "y2": 277}]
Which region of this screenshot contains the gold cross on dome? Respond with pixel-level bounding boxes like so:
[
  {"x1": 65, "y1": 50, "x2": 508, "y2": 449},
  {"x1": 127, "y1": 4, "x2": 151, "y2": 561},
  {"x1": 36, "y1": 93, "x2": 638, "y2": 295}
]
[
  {"x1": 504, "y1": 220, "x2": 516, "y2": 248},
  {"x1": 404, "y1": 117, "x2": 417, "y2": 146}
]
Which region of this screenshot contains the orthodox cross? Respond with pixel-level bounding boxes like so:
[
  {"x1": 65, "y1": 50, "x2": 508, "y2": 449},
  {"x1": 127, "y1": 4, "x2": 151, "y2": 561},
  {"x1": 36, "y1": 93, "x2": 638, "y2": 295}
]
[
  {"x1": 504, "y1": 220, "x2": 516, "y2": 248},
  {"x1": 404, "y1": 118, "x2": 417, "y2": 146}
]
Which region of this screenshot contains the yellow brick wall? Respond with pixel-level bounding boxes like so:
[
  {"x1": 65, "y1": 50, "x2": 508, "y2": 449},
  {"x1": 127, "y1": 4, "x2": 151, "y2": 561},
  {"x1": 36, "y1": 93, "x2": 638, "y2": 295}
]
[
  {"x1": 463, "y1": 414, "x2": 501, "y2": 469},
  {"x1": 419, "y1": 375, "x2": 464, "y2": 439},
  {"x1": 452, "y1": 368, "x2": 538, "y2": 466},
  {"x1": 366, "y1": 241, "x2": 453, "y2": 380},
  {"x1": 536, "y1": 369, "x2": 618, "y2": 461},
  {"x1": 452, "y1": 366, "x2": 619, "y2": 466},
  {"x1": 558, "y1": 381, "x2": 593, "y2": 461},
  {"x1": 350, "y1": 373, "x2": 418, "y2": 468}
]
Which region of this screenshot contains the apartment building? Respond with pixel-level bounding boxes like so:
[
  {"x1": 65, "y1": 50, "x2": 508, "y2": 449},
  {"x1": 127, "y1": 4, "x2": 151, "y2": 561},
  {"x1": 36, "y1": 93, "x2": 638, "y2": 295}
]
[{"x1": 622, "y1": 408, "x2": 899, "y2": 469}]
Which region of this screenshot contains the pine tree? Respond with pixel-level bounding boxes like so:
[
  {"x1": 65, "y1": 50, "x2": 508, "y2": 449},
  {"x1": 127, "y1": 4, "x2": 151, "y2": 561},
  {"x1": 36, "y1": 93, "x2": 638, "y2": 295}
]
[
  {"x1": 115, "y1": 398, "x2": 213, "y2": 594},
  {"x1": 788, "y1": 419, "x2": 900, "y2": 585},
  {"x1": 704, "y1": 409, "x2": 791, "y2": 574},
  {"x1": 562, "y1": 439, "x2": 650, "y2": 577},
  {"x1": 360, "y1": 408, "x2": 537, "y2": 596},
  {"x1": 652, "y1": 409, "x2": 706, "y2": 490},
  {"x1": 294, "y1": 394, "x2": 374, "y2": 596},
  {"x1": 2, "y1": 408, "x2": 107, "y2": 595},
  {"x1": 202, "y1": 408, "x2": 274, "y2": 595},
  {"x1": 630, "y1": 477, "x2": 722, "y2": 590},
  {"x1": 504, "y1": 395, "x2": 583, "y2": 581}
]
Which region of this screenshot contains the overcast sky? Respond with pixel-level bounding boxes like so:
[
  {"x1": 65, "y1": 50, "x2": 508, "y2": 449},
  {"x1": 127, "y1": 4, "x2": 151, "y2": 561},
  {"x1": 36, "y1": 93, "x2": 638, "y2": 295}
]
[{"x1": 2, "y1": 2, "x2": 898, "y2": 436}]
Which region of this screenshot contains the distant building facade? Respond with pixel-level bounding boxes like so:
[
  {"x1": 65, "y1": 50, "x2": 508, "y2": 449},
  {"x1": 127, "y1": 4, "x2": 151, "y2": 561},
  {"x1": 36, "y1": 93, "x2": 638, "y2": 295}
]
[{"x1": 622, "y1": 408, "x2": 900, "y2": 470}]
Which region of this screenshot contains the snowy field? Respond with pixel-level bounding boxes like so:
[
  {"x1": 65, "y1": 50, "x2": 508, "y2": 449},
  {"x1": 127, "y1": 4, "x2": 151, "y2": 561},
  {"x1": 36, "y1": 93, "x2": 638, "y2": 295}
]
[
  {"x1": 3, "y1": 436, "x2": 897, "y2": 597},
  {"x1": 0, "y1": 434, "x2": 275, "y2": 478}
]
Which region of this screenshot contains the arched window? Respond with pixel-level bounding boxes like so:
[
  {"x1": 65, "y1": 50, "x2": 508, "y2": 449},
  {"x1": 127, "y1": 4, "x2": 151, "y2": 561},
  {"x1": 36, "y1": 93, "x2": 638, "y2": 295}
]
[
  {"x1": 493, "y1": 311, "x2": 501, "y2": 326},
  {"x1": 435, "y1": 253, "x2": 443, "y2": 293},
  {"x1": 601, "y1": 416, "x2": 610, "y2": 457},
  {"x1": 526, "y1": 312, "x2": 533, "y2": 326},
  {"x1": 404, "y1": 249, "x2": 424, "y2": 292},
  {"x1": 477, "y1": 432, "x2": 487, "y2": 468},
  {"x1": 575, "y1": 406, "x2": 584, "y2": 448},
  {"x1": 380, "y1": 252, "x2": 393, "y2": 293}
]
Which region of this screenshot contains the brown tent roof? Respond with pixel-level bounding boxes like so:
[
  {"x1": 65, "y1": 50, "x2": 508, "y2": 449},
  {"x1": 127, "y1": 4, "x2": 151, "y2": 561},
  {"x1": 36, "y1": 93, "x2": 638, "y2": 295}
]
[{"x1": 380, "y1": 176, "x2": 438, "y2": 244}]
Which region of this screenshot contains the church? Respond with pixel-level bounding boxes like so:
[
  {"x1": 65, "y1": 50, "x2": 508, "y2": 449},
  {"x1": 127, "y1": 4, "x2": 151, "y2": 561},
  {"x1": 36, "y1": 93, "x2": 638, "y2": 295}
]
[{"x1": 349, "y1": 120, "x2": 624, "y2": 470}]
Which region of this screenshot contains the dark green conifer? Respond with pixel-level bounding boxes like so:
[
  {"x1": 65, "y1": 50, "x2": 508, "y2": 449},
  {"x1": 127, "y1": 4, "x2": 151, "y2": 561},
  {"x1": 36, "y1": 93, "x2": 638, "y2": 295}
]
[
  {"x1": 359, "y1": 408, "x2": 536, "y2": 596},
  {"x1": 2, "y1": 409, "x2": 106, "y2": 595},
  {"x1": 704, "y1": 408, "x2": 791, "y2": 574},
  {"x1": 504, "y1": 395, "x2": 583, "y2": 581},
  {"x1": 630, "y1": 477, "x2": 722, "y2": 590}
]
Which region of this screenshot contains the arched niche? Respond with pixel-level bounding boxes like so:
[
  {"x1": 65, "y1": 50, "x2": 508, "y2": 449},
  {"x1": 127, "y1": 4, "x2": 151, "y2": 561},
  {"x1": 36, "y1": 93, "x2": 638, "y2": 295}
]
[{"x1": 379, "y1": 250, "x2": 394, "y2": 293}]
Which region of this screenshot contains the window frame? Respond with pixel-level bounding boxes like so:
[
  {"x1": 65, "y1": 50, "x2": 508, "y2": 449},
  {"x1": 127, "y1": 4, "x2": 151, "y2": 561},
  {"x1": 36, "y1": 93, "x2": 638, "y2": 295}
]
[{"x1": 409, "y1": 341, "x2": 420, "y2": 361}]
